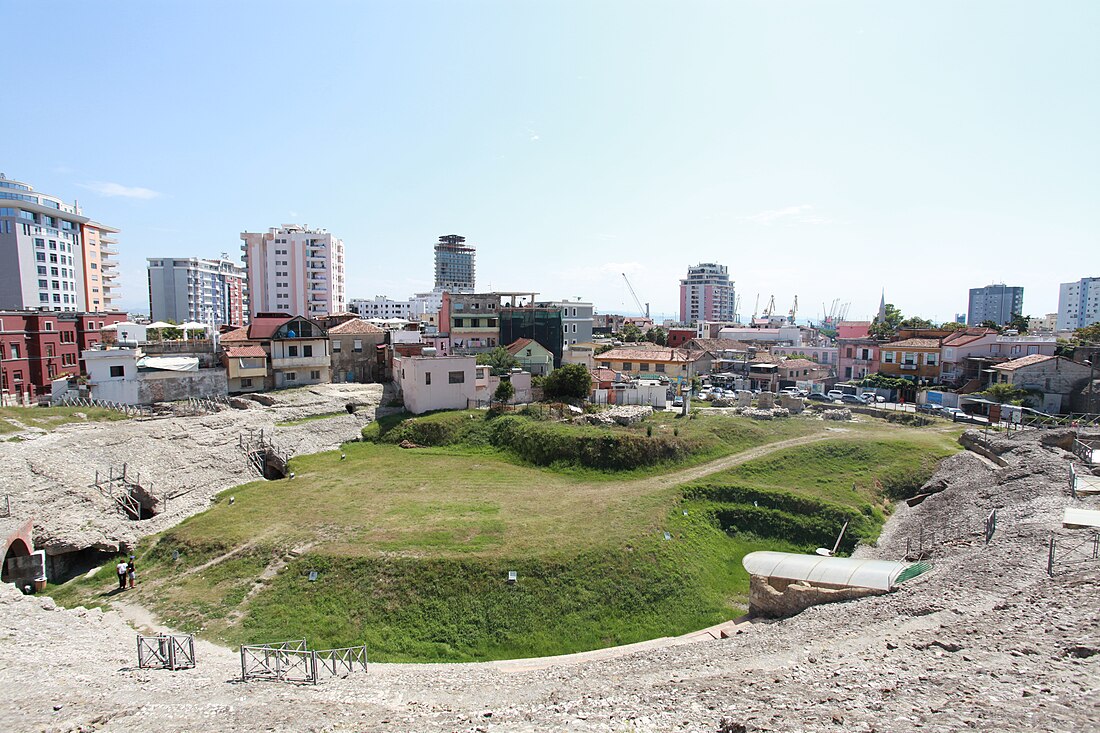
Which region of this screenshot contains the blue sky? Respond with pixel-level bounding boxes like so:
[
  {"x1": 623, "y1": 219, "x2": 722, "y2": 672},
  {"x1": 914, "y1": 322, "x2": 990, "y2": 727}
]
[{"x1": 3, "y1": 1, "x2": 1097, "y2": 323}]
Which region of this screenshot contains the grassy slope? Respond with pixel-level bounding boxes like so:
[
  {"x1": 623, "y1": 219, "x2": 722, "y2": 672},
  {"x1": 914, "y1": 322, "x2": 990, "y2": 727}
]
[
  {"x1": 0, "y1": 405, "x2": 131, "y2": 435},
  {"x1": 48, "y1": 416, "x2": 961, "y2": 662}
]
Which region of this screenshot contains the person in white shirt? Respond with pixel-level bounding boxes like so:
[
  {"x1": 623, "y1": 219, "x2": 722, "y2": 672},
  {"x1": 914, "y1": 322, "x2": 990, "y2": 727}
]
[{"x1": 116, "y1": 559, "x2": 128, "y2": 590}]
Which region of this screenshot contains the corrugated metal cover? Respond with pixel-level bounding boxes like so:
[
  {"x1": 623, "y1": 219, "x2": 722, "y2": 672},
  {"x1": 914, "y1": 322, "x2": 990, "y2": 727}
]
[
  {"x1": 742, "y1": 551, "x2": 915, "y2": 591},
  {"x1": 1062, "y1": 507, "x2": 1100, "y2": 529}
]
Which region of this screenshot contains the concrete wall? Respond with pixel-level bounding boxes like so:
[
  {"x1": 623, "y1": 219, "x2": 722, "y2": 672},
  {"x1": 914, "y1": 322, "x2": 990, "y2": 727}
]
[
  {"x1": 396, "y1": 355, "x2": 477, "y2": 414},
  {"x1": 138, "y1": 368, "x2": 228, "y2": 403}
]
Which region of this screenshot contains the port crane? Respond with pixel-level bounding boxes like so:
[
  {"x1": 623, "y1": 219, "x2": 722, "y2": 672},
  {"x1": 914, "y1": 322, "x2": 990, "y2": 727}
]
[{"x1": 621, "y1": 273, "x2": 649, "y2": 318}]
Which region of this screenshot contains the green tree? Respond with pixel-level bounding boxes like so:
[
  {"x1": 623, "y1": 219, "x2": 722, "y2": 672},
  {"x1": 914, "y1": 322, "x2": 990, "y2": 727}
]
[
  {"x1": 493, "y1": 379, "x2": 515, "y2": 405},
  {"x1": 897, "y1": 316, "x2": 936, "y2": 330},
  {"x1": 978, "y1": 382, "x2": 1031, "y2": 405},
  {"x1": 868, "y1": 304, "x2": 903, "y2": 339},
  {"x1": 644, "y1": 327, "x2": 667, "y2": 345},
  {"x1": 1006, "y1": 313, "x2": 1030, "y2": 333},
  {"x1": 1072, "y1": 322, "x2": 1100, "y2": 344},
  {"x1": 542, "y1": 363, "x2": 592, "y2": 401},
  {"x1": 476, "y1": 347, "x2": 519, "y2": 375},
  {"x1": 979, "y1": 319, "x2": 1002, "y2": 331},
  {"x1": 619, "y1": 323, "x2": 643, "y2": 342},
  {"x1": 939, "y1": 321, "x2": 967, "y2": 332}
]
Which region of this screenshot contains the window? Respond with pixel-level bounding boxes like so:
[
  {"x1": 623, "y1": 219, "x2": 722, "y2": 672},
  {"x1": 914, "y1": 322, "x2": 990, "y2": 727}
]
[
  {"x1": 49, "y1": 254, "x2": 57, "y2": 263},
  {"x1": 639, "y1": 362, "x2": 649, "y2": 371},
  {"x1": 44, "y1": 321, "x2": 53, "y2": 331},
  {"x1": 353, "y1": 339, "x2": 362, "y2": 352},
  {"x1": 37, "y1": 266, "x2": 46, "y2": 275},
  {"x1": 35, "y1": 238, "x2": 44, "y2": 248},
  {"x1": 288, "y1": 345, "x2": 298, "y2": 357},
  {"x1": 572, "y1": 324, "x2": 577, "y2": 333},
  {"x1": 622, "y1": 362, "x2": 633, "y2": 370},
  {"x1": 924, "y1": 353, "x2": 938, "y2": 366},
  {"x1": 303, "y1": 345, "x2": 313, "y2": 357},
  {"x1": 36, "y1": 252, "x2": 45, "y2": 262},
  {"x1": 286, "y1": 372, "x2": 297, "y2": 382},
  {"x1": 38, "y1": 279, "x2": 47, "y2": 288},
  {"x1": 10, "y1": 344, "x2": 19, "y2": 358},
  {"x1": 448, "y1": 371, "x2": 465, "y2": 384},
  {"x1": 13, "y1": 370, "x2": 22, "y2": 382},
  {"x1": 241, "y1": 378, "x2": 253, "y2": 388},
  {"x1": 882, "y1": 351, "x2": 895, "y2": 364},
  {"x1": 425, "y1": 372, "x2": 432, "y2": 385},
  {"x1": 655, "y1": 363, "x2": 666, "y2": 373},
  {"x1": 109, "y1": 365, "x2": 124, "y2": 378},
  {"x1": 310, "y1": 370, "x2": 321, "y2": 380},
  {"x1": 332, "y1": 339, "x2": 341, "y2": 351}
]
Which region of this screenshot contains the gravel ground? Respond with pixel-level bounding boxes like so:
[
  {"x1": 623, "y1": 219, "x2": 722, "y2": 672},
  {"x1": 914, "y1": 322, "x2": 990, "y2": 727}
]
[
  {"x1": 2, "y1": 426, "x2": 1098, "y2": 732},
  {"x1": 0, "y1": 383, "x2": 387, "y2": 556}
]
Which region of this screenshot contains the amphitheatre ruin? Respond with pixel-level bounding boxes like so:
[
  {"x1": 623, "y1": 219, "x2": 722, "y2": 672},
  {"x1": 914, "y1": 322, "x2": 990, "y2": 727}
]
[{"x1": 1, "y1": 384, "x2": 1098, "y2": 732}]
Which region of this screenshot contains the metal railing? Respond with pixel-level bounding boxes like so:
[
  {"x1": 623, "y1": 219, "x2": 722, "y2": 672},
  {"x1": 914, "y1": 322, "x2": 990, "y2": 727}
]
[
  {"x1": 1047, "y1": 531, "x2": 1100, "y2": 577},
  {"x1": 1070, "y1": 464, "x2": 1100, "y2": 498},
  {"x1": 137, "y1": 634, "x2": 196, "y2": 670},
  {"x1": 1072, "y1": 438, "x2": 1099, "y2": 466},
  {"x1": 58, "y1": 395, "x2": 152, "y2": 417},
  {"x1": 240, "y1": 640, "x2": 367, "y2": 684}
]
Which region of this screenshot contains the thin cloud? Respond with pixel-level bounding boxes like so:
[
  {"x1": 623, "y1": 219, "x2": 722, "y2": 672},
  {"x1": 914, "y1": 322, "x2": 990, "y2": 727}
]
[
  {"x1": 743, "y1": 204, "x2": 830, "y2": 226},
  {"x1": 524, "y1": 127, "x2": 541, "y2": 142},
  {"x1": 79, "y1": 181, "x2": 161, "y2": 200}
]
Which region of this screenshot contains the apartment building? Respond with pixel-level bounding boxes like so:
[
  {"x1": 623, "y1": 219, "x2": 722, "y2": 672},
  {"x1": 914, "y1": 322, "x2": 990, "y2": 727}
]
[
  {"x1": 394, "y1": 353, "x2": 477, "y2": 414},
  {"x1": 537, "y1": 299, "x2": 593, "y2": 348},
  {"x1": 597, "y1": 345, "x2": 704, "y2": 381},
  {"x1": 1056, "y1": 277, "x2": 1100, "y2": 332},
  {"x1": 967, "y1": 284, "x2": 1023, "y2": 326},
  {"x1": 878, "y1": 338, "x2": 942, "y2": 381},
  {"x1": 348, "y1": 296, "x2": 418, "y2": 320},
  {"x1": 680, "y1": 263, "x2": 736, "y2": 324},
  {"x1": 0, "y1": 175, "x2": 120, "y2": 313},
  {"x1": 147, "y1": 257, "x2": 248, "y2": 326},
  {"x1": 240, "y1": 225, "x2": 346, "y2": 318},
  {"x1": 0, "y1": 310, "x2": 128, "y2": 404},
  {"x1": 434, "y1": 234, "x2": 476, "y2": 292}
]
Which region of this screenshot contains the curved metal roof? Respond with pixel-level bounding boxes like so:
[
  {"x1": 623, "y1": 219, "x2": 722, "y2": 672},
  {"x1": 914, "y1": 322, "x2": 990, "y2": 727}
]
[{"x1": 742, "y1": 551, "x2": 915, "y2": 591}]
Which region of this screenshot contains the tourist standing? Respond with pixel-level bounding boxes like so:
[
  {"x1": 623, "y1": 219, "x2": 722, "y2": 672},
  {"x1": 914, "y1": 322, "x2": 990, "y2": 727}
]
[
  {"x1": 126, "y1": 555, "x2": 136, "y2": 588},
  {"x1": 115, "y1": 558, "x2": 128, "y2": 590}
]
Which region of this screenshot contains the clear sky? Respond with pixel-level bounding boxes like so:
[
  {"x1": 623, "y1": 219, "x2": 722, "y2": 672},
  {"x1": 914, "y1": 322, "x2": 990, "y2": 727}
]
[{"x1": 3, "y1": 1, "x2": 1097, "y2": 324}]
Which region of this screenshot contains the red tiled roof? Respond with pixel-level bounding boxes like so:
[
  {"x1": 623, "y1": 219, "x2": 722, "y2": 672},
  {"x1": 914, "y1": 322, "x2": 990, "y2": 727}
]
[
  {"x1": 991, "y1": 354, "x2": 1057, "y2": 371},
  {"x1": 224, "y1": 345, "x2": 267, "y2": 358},
  {"x1": 328, "y1": 318, "x2": 384, "y2": 335},
  {"x1": 941, "y1": 328, "x2": 998, "y2": 346},
  {"x1": 247, "y1": 315, "x2": 293, "y2": 339},
  {"x1": 885, "y1": 338, "x2": 941, "y2": 349},
  {"x1": 684, "y1": 338, "x2": 752, "y2": 354},
  {"x1": 220, "y1": 326, "x2": 252, "y2": 342},
  {"x1": 505, "y1": 338, "x2": 535, "y2": 355},
  {"x1": 781, "y1": 358, "x2": 825, "y2": 370},
  {"x1": 599, "y1": 347, "x2": 701, "y2": 363}
]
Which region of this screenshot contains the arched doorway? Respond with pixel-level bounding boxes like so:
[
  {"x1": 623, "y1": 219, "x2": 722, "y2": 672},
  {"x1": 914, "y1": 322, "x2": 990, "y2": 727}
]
[{"x1": 1, "y1": 538, "x2": 31, "y2": 583}]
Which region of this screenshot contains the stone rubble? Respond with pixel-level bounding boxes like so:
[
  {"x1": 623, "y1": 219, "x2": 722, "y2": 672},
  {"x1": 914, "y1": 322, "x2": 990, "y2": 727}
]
[{"x1": 0, "y1": 424, "x2": 1097, "y2": 732}]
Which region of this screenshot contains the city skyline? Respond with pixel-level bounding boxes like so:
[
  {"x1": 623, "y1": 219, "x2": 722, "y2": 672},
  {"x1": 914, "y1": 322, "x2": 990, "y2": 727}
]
[{"x1": 2, "y1": 1, "x2": 1097, "y2": 324}]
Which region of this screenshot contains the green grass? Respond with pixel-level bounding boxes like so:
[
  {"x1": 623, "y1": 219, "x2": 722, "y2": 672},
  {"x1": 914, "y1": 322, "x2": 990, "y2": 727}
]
[
  {"x1": 275, "y1": 411, "x2": 347, "y2": 427},
  {"x1": 362, "y1": 409, "x2": 824, "y2": 479},
  {"x1": 47, "y1": 418, "x2": 959, "y2": 662},
  {"x1": 0, "y1": 405, "x2": 132, "y2": 434}
]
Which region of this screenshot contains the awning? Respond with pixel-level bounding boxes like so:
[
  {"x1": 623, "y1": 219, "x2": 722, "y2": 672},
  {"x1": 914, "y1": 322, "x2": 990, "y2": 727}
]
[
  {"x1": 137, "y1": 356, "x2": 199, "y2": 372},
  {"x1": 742, "y1": 551, "x2": 922, "y2": 591}
]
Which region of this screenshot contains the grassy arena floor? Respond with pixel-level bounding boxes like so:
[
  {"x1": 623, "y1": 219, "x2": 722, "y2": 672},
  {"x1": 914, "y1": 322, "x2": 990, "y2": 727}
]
[{"x1": 49, "y1": 414, "x2": 963, "y2": 661}]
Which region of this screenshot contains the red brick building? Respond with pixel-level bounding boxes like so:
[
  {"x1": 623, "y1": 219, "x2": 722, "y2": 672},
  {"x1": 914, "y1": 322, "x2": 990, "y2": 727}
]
[{"x1": 0, "y1": 310, "x2": 127, "y2": 404}]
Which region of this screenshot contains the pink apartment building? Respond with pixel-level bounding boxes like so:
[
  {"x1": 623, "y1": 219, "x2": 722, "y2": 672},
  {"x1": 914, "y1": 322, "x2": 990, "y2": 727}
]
[
  {"x1": 240, "y1": 224, "x2": 346, "y2": 319},
  {"x1": 679, "y1": 263, "x2": 736, "y2": 325}
]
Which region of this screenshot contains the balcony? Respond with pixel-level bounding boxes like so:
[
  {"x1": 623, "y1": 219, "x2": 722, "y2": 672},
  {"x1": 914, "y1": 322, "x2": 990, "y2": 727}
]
[{"x1": 272, "y1": 354, "x2": 329, "y2": 369}]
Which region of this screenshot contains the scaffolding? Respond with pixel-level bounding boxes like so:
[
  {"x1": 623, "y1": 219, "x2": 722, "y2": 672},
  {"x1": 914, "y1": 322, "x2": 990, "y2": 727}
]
[
  {"x1": 137, "y1": 634, "x2": 196, "y2": 670},
  {"x1": 240, "y1": 639, "x2": 368, "y2": 684},
  {"x1": 238, "y1": 428, "x2": 290, "y2": 478}
]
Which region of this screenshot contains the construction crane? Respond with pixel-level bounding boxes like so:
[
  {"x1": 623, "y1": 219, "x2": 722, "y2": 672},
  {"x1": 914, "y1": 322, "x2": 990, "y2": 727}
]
[
  {"x1": 762, "y1": 295, "x2": 776, "y2": 318},
  {"x1": 734, "y1": 294, "x2": 742, "y2": 323},
  {"x1": 752, "y1": 294, "x2": 760, "y2": 320},
  {"x1": 788, "y1": 295, "x2": 798, "y2": 324},
  {"x1": 621, "y1": 273, "x2": 649, "y2": 318}
]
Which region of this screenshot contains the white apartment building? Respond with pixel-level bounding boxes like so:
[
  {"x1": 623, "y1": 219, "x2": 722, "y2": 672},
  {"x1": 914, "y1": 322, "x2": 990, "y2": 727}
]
[
  {"x1": 1057, "y1": 277, "x2": 1100, "y2": 332},
  {"x1": 147, "y1": 257, "x2": 248, "y2": 326},
  {"x1": 349, "y1": 296, "x2": 417, "y2": 320},
  {"x1": 0, "y1": 175, "x2": 120, "y2": 312},
  {"x1": 679, "y1": 263, "x2": 736, "y2": 324},
  {"x1": 394, "y1": 353, "x2": 477, "y2": 414},
  {"x1": 240, "y1": 224, "x2": 345, "y2": 318}
]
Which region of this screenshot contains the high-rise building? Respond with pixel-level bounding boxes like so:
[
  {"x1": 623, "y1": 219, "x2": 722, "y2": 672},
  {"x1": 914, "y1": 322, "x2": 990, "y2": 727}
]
[
  {"x1": 0, "y1": 175, "x2": 120, "y2": 313},
  {"x1": 434, "y1": 234, "x2": 476, "y2": 292},
  {"x1": 240, "y1": 225, "x2": 345, "y2": 318},
  {"x1": 679, "y1": 263, "x2": 735, "y2": 324},
  {"x1": 967, "y1": 284, "x2": 1024, "y2": 326},
  {"x1": 147, "y1": 257, "x2": 248, "y2": 326},
  {"x1": 536, "y1": 299, "x2": 594, "y2": 347},
  {"x1": 1056, "y1": 277, "x2": 1100, "y2": 332}
]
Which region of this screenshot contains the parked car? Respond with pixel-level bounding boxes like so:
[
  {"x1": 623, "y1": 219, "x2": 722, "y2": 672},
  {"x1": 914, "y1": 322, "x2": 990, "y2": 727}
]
[
  {"x1": 940, "y1": 407, "x2": 965, "y2": 420},
  {"x1": 860, "y1": 392, "x2": 885, "y2": 404},
  {"x1": 916, "y1": 403, "x2": 942, "y2": 414},
  {"x1": 840, "y1": 394, "x2": 863, "y2": 404},
  {"x1": 672, "y1": 395, "x2": 684, "y2": 407},
  {"x1": 826, "y1": 390, "x2": 844, "y2": 401},
  {"x1": 808, "y1": 392, "x2": 830, "y2": 402}
]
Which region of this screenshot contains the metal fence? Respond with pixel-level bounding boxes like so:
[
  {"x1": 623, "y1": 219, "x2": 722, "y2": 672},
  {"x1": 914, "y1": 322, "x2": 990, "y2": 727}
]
[
  {"x1": 137, "y1": 634, "x2": 196, "y2": 670},
  {"x1": 1070, "y1": 463, "x2": 1100, "y2": 498},
  {"x1": 240, "y1": 640, "x2": 368, "y2": 684},
  {"x1": 58, "y1": 396, "x2": 152, "y2": 417},
  {"x1": 904, "y1": 510, "x2": 997, "y2": 559},
  {"x1": 1072, "y1": 438, "x2": 1099, "y2": 466},
  {"x1": 1047, "y1": 531, "x2": 1100, "y2": 577}
]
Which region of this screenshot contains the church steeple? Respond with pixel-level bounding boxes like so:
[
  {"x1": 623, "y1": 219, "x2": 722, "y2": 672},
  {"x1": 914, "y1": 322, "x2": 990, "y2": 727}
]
[{"x1": 875, "y1": 290, "x2": 886, "y2": 323}]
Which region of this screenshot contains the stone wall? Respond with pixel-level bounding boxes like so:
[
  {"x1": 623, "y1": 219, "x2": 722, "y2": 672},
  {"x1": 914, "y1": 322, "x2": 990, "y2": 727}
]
[
  {"x1": 138, "y1": 368, "x2": 229, "y2": 404},
  {"x1": 748, "y1": 574, "x2": 885, "y2": 619}
]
